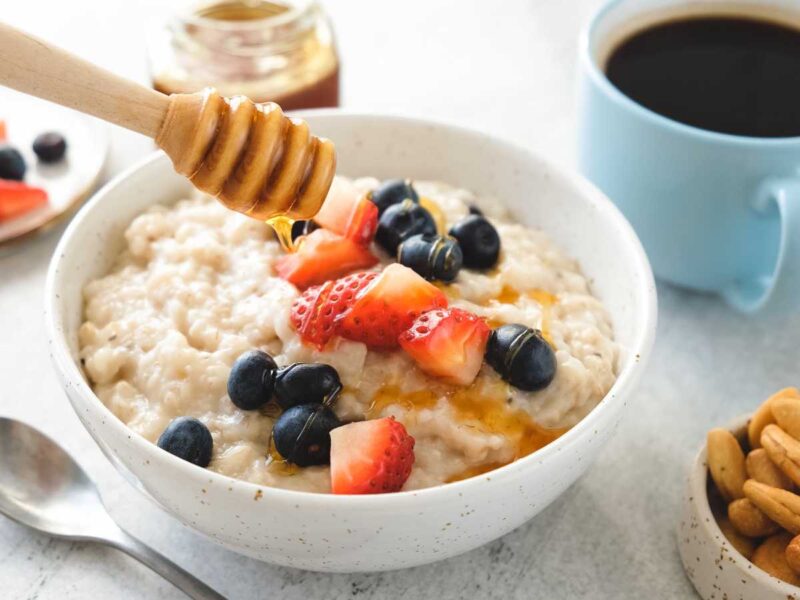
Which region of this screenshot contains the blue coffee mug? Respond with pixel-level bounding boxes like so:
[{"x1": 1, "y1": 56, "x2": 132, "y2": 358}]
[{"x1": 577, "y1": 0, "x2": 800, "y2": 313}]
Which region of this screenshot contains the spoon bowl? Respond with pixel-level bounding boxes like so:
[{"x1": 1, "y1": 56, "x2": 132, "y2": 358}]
[
  {"x1": 0, "y1": 417, "x2": 111, "y2": 540},
  {"x1": 0, "y1": 417, "x2": 223, "y2": 599}
]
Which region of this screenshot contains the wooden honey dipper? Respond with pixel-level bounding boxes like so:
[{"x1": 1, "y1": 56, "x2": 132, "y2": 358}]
[{"x1": 0, "y1": 22, "x2": 336, "y2": 222}]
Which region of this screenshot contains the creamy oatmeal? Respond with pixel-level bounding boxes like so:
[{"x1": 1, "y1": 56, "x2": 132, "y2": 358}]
[{"x1": 79, "y1": 177, "x2": 618, "y2": 493}]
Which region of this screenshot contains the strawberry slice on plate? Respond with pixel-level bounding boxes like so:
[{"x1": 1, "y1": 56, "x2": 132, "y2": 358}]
[
  {"x1": 336, "y1": 263, "x2": 448, "y2": 350},
  {"x1": 290, "y1": 271, "x2": 379, "y2": 348},
  {"x1": 275, "y1": 228, "x2": 378, "y2": 290},
  {"x1": 398, "y1": 307, "x2": 490, "y2": 386},
  {"x1": 0, "y1": 179, "x2": 48, "y2": 222},
  {"x1": 330, "y1": 417, "x2": 415, "y2": 494},
  {"x1": 314, "y1": 177, "x2": 378, "y2": 245}
]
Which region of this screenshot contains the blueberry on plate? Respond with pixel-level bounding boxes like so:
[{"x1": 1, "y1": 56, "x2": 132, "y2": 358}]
[
  {"x1": 370, "y1": 179, "x2": 419, "y2": 215},
  {"x1": 32, "y1": 132, "x2": 67, "y2": 163},
  {"x1": 272, "y1": 404, "x2": 341, "y2": 466},
  {"x1": 0, "y1": 145, "x2": 26, "y2": 180},
  {"x1": 274, "y1": 363, "x2": 342, "y2": 410},
  {"x1": 157, "y1": 417, "x2": 213, "y2": 467},
  {"x1": 375, "y1": 199, "x2": 437, "y2": 255},
  {"x1": 227, "y1": 350, "x2": 277, "y2": 410},
  {"x1": 468, "y1": 205, "x2": 483, "y2": 216},
  {"x1": 398, "y1": 233, "x2": 462, "y2": 282},
  {"x1": 290, "y1": 219, "x2": 319, "y2": 242},
  {"x1": 448, "y1": 215, "x2": 501, "y2": 270},
  {"x1": 485, "y1": 324, "x2": 556, "y2": 391}
]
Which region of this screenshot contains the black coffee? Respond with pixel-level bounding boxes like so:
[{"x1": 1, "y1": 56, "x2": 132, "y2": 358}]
[{"x1": 606, "y1": 16, "x2": 800, "y2": 137}]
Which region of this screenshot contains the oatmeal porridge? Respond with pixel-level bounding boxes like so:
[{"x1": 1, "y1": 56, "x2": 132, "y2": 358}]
[{"x1": 79, "y1": 176, "x2": 618, "y2": 493}]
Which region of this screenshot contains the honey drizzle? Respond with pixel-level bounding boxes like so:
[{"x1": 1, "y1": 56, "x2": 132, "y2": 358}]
[
  {"x1": 485, "y1": 285, "x2": 557, "y2": 345},
  {"x1": 367, "y1": 384, "x2": 566, "y2": 483},
  {"x1": 267, "y1": 214, "x2": 297, "y2": 252},
  {"x1": 419, "y1": 196, "x2": 447, "y2": 235},
  {"x1": 266, "y1": 433, "x2": 300, "y2": 476}
]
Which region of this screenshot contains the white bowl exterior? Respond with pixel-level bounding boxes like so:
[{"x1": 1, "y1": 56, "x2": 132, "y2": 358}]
[
  {"x1": 677, "y1": 416, "x2": 800, "y2": 600},
  {"x1": 46, "y1": 114, "x2": 656, "y2": 571}
]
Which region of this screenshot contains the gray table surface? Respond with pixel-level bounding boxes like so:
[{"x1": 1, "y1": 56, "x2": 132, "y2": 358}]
[{"x1": 3, "y1": 1, "x2": 798, "y2": 598}]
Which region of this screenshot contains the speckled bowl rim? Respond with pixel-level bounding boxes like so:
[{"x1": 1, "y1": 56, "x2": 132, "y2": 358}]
[
  {"x1": 683, "y1": 413, "x2": 800, "y2": 595},
  {"x1": 45, "y1": 110, "x2": 657, "y2": 508}
]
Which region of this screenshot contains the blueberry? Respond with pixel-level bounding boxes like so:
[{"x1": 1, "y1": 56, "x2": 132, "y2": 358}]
[
  {"x1": 375, "y1": 199, "x2": 437, "y2": 255},
  {"x1": 398, "y1": 233, "x2": 462, "y2": 282},
  {"x1": 274, "y1": 363, "x2": 342, "y2": 410},
  {"x1": 468, "y1": 205, "x2": 483, "y2": 216},
  {"x1": 0, "y1": 145, "x2": 26, "y2": 180},
  {"x1": 291, "y1": 219, "x2": 319, "y2": 242},
  {"x1": 485, "y1": 324, "x2": 556, "y2": 391},
  {"x1": 157, "y1": 417, "x2": 213, "y2": 467},
  {"x1": 448, "y1": 215, "x2": 501, "y2": 270},
  {"x1": 370, "y1": 179, "x2": 419, "y2": 215},
  {"x1": 227, "y1": 350, "x2": 277, "y2": 410},
  {"x1": 32, "y1": 132, "x2": 67, "y2": 163},
  {"x1": 272, "y1": 404, "x2": 341, "y2": 466}
]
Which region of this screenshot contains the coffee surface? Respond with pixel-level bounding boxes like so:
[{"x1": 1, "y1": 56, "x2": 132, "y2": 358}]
[{"x1": 606, "y1": 17, "x2": 800, "y2": 137}]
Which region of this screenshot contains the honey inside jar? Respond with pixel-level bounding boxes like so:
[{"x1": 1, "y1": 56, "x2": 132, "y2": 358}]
[
  {"x1": 194, "y1": 0, "x2": 288, "y2": 20},
  {"x1": 367, "y1": 383, "x2": 566, "y2": 482},
  {"x1": 149, "y1": 0, "x2": 340, "y2": 111}
]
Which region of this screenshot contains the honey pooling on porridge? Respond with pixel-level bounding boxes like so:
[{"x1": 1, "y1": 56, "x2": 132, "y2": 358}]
[
  {"x1": 367, "y1": 383, "x2": 567, "y2": 481},
  {"x1": 485, "y1": 286, "x2": 558, "y2": 345}
]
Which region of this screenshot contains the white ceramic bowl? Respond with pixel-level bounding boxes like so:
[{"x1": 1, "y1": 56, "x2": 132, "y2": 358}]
[
  {"x1": 45, "y1": 113, "x2": 656, "y2": 572},
  {"x1": 678, "y1": 416, "x2": 800, "y2": 599}
]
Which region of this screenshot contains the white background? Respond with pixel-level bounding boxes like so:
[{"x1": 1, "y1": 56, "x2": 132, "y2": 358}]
[{"x1": 2, "y1": 1, "x2": 798, "y2": 598}]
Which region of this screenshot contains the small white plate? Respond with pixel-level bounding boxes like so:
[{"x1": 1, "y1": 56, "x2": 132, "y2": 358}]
[{"x1": 0, "y1": 87, "x2": 108, "y2": 248}]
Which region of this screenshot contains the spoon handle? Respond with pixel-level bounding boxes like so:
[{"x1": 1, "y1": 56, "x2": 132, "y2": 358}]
[{"x1": 105, "y1": 526, "x2": 226, "y2": 600}]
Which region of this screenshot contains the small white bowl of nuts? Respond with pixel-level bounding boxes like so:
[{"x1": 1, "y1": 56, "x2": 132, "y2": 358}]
[{"x1": 679, "y1": 388, "x2": 800, "y2": 600}]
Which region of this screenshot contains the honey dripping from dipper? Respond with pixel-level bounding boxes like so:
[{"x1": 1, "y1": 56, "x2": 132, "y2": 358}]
[{"x1": 155, "y1": 88, "x2": 336, "y2": 254}]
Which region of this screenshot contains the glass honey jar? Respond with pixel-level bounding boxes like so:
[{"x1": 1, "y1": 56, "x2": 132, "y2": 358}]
[{"x1": 147, "y1": 0, "x2": 340, "y2": 110}]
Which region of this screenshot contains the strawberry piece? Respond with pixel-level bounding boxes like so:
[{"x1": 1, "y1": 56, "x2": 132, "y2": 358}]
[
  {"x1": 275, "y1": 228, "x2": 378, "y2": 290},
  {"x1": 290, "y1": 271, "x2": 379, "y2": 348},
  {"x1": 343, "y1": 196, "x2": 378, "y2": 245},
  {"x1": 0, "y1": 179, "x2": 48, "y2": 222},
  {"x1": 330, "y1": 417, "x2": 415, "y2": 494},
  {"x1": 314, "y1": 178, "x2": 378, "y2": 244},
  {"x1": 336, "y1": 264, "x2": 448, "y2": 350},
  {"x1": 398, "y1": 308, "x2": 490, "y2": 386}
]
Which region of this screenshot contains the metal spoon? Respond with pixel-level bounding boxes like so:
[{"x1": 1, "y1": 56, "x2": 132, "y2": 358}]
[{"x1": 0, "y1": 417, "x2": 225, "y2": 599}]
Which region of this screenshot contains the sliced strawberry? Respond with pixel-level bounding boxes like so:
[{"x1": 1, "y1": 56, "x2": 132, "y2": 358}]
[
  {"x1": 315, "y1": 177, "x2": 359, "y2": 233},
  {"x1": 330, "y1": 417, "x2": 415, "y2": 494},
  {"x1": 0, "y1": 179, "x2": 48, "y2": 222},
  {"x1": 343, "y1": 196, "x2": 378, "y2": 244},
  {"x1": 275, "y1": 228, "x2": 378, "y2": 290},
  {"x1": 398, "y1": 308, "x2": 490, "y2": 386},
  {"x1": 290, "y1": 271, "x2": 379, "y2": 348},
  {"x1": 335, "y1": 264, "x2": 448, "y2": 350},
  {"x1": 314, "y1": 177, "x2": 378, "y2": 245}
]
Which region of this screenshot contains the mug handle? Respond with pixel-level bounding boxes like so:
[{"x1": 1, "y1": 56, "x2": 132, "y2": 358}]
[{"x1": 723, "y1": 177, "x2": 800, "y2": 313}]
